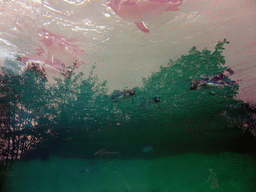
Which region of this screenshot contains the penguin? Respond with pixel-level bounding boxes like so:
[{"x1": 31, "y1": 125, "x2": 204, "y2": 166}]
[{"x1": 110, "y1": 89, "x2": 136, "y2": 102}]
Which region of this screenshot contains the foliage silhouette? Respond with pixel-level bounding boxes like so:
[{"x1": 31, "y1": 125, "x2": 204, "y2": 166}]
[{"x1": 0, "y1": 39, "x2": 255, "y2": 166}]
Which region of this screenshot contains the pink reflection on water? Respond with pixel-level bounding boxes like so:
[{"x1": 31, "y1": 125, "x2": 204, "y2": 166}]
[
  {"x1": 17, "y1": 28, "x2": 85, "y2": 67},
  {"x1": 37, "y1": 29, "x2": 85, "y2": 68},
  {"x1": 105, "y1": 0, "x2": 183, "y2": 33},
  {"x1": 16, "y1": 28, "x2": 86, "y2": 79}
]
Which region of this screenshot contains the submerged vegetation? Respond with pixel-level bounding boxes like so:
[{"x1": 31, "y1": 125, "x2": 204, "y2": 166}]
[{"x1": 1, "y1": 39, "x2": 255, "y2": 185}]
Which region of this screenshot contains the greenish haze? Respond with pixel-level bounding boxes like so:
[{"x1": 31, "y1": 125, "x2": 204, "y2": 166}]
[
  {"x1": 0, "y1": 39, "x2": 251, "y2": 157},
  {"x1": 1, "y1": 39, "x2": 256, "y2": 192}
]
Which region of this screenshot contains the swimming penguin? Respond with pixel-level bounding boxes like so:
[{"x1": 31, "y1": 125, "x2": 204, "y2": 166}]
[
  {"x1": 140, "y1": 97, "x2": 160, "y2": 107},
  {"x1": 110, "y1": 89, "x2": 136, "y2": 102},
  {"x1": 189, "y1": 69, "x2": 236, "y2": 90}
]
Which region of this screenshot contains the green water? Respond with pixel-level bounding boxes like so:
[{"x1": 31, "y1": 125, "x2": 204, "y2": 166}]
[
  {"x1": 3, "y1": 153, "x2": 256, "y2": 192},
  {"x1": 1, "y1": 39, "x2": 256, "y2": 191}
]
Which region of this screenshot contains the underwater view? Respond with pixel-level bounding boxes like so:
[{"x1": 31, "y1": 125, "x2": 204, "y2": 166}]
[{"x1": 1, "y1": 0, "x2": 256, "y2": 192}]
